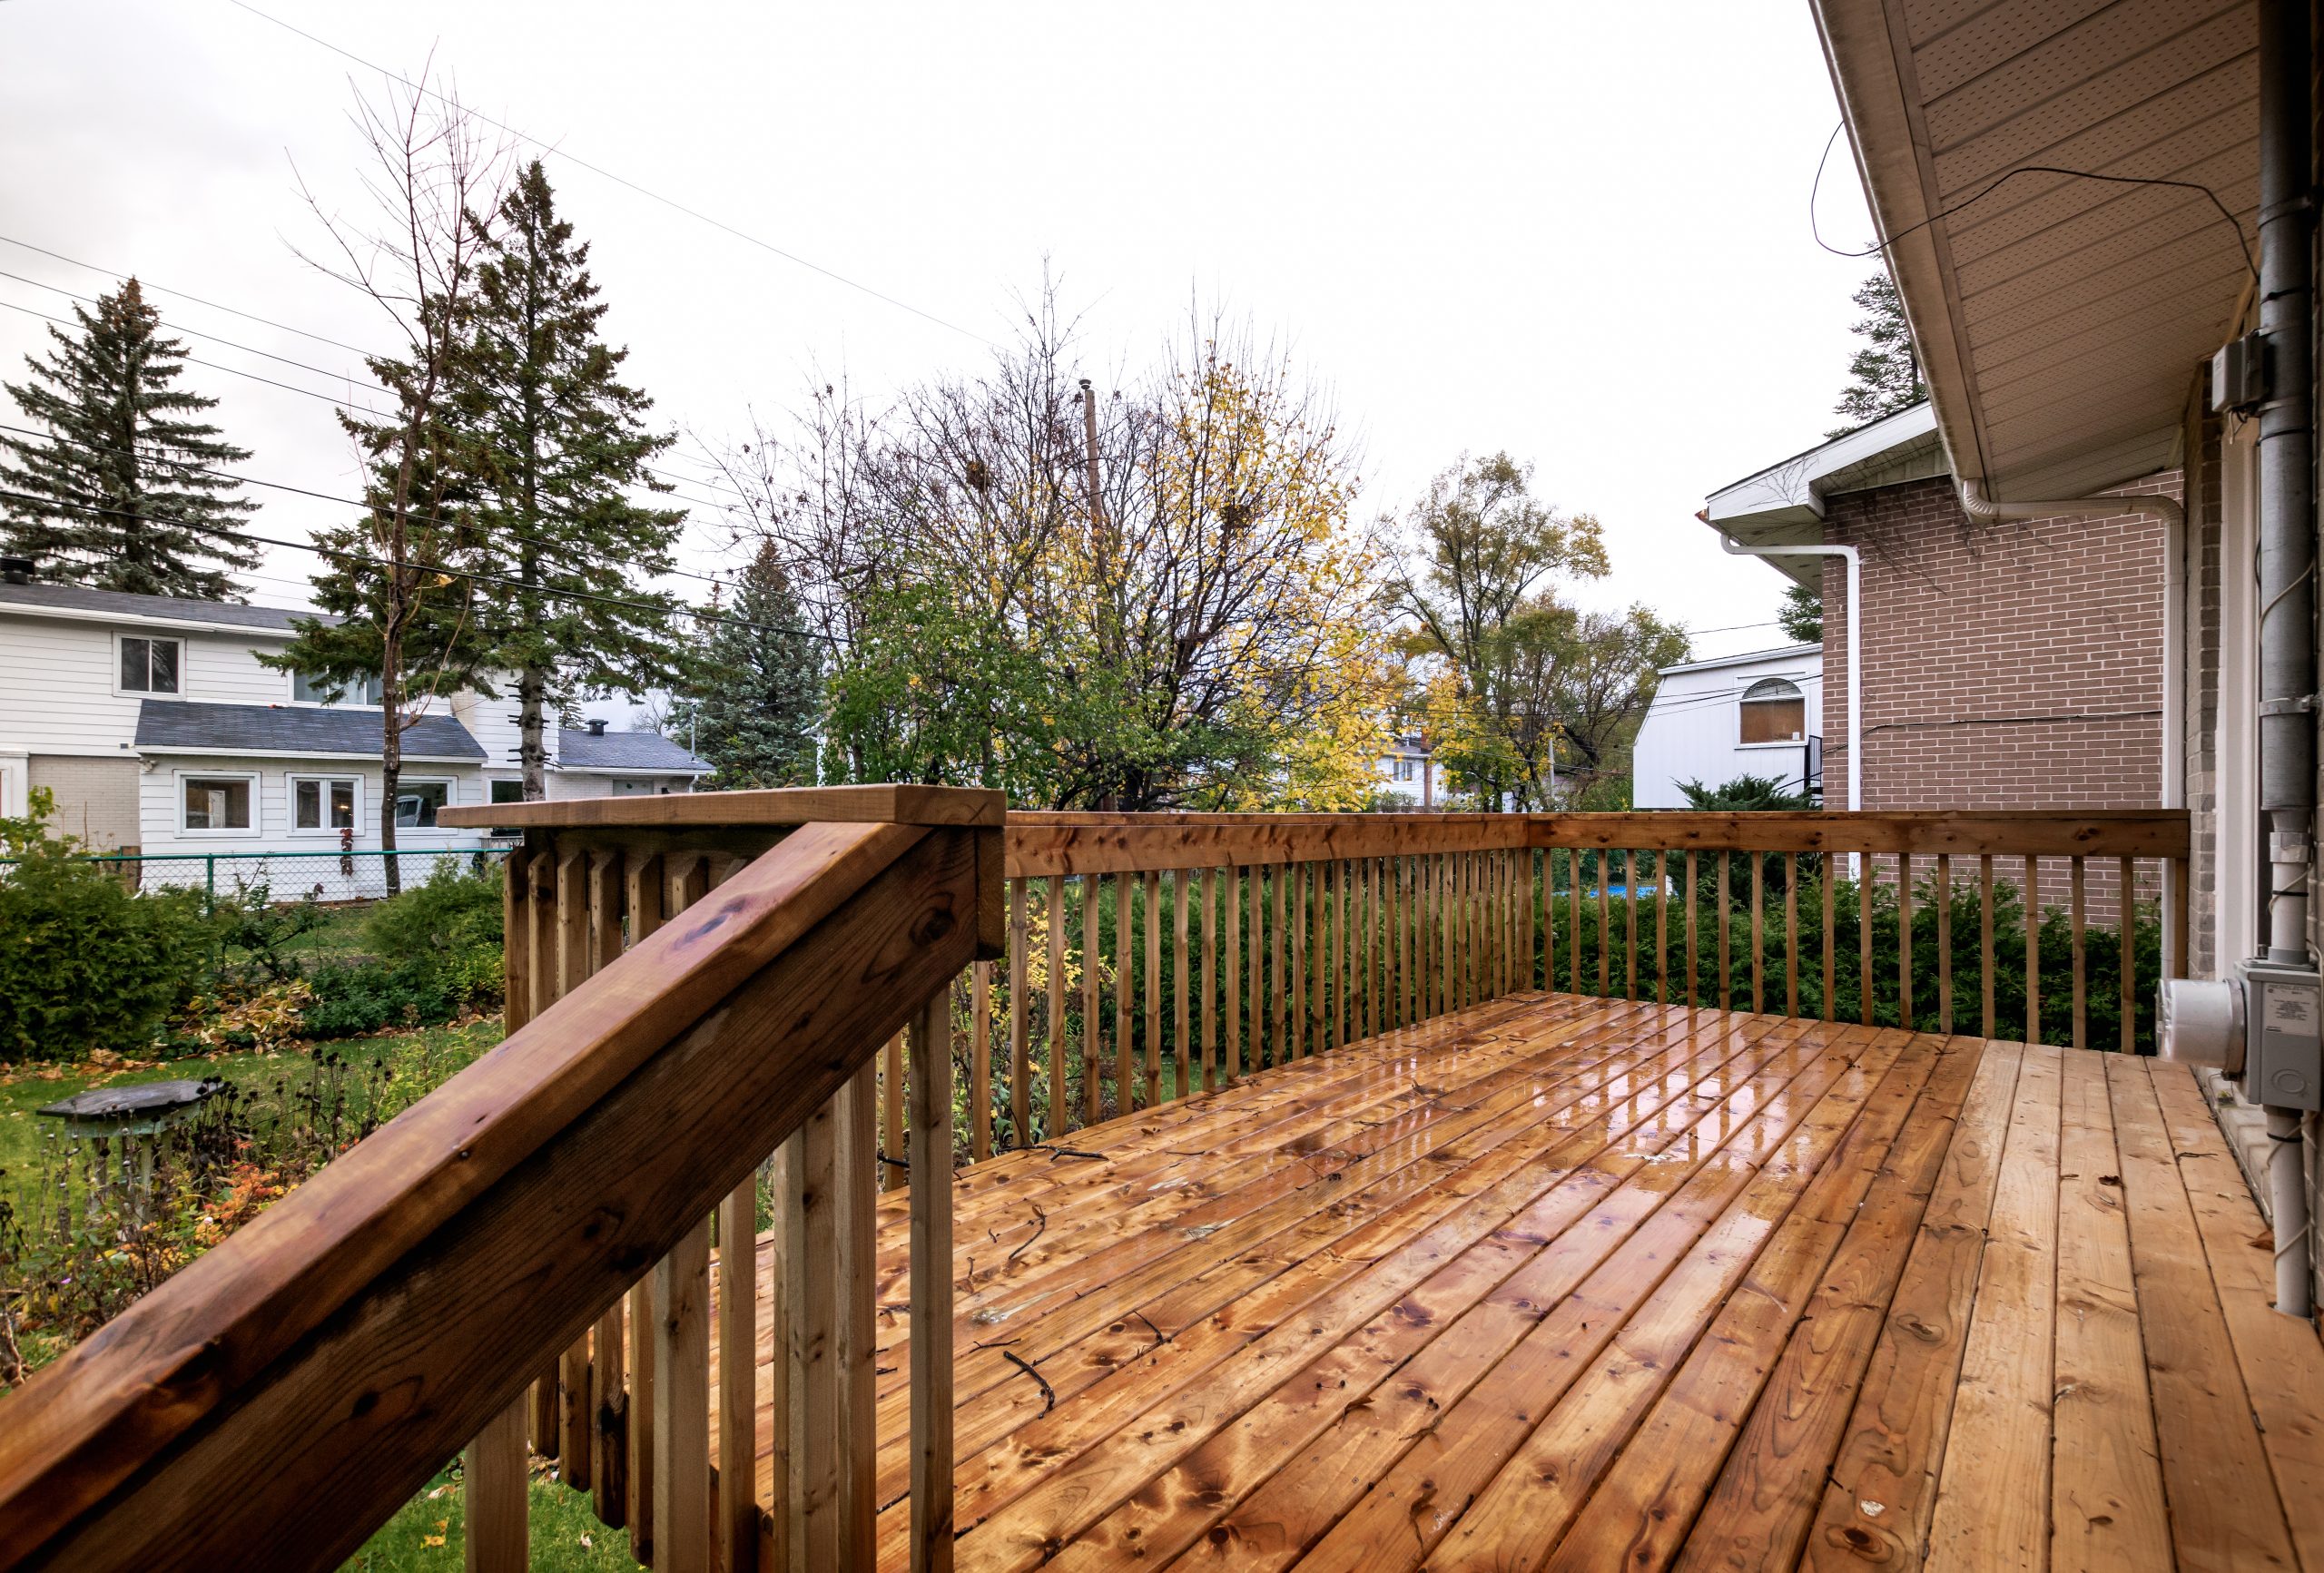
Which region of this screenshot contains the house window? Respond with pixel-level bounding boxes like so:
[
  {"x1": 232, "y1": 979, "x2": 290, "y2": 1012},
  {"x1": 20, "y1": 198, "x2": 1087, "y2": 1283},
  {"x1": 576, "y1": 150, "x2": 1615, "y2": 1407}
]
[
  {"x1": 292, "y1": 777, "x2": 359, "y2": 831},
  {"x1": 1739, "y1": 677, "x2": 1807, "y2": 744},
  {"x1": 489, "y1": 779, "x2": 526, "y2": 804},
  {"x1": 395, "y1": 780, "x2": 451, "y2": 828},
  {"x1": 181, "y1": 774, "x2": 253, "y2": 832},
  {"x1": 292, "y1": 671, "x2": 384, "y2": 705},
  {"x1": 120, "y1": 635, "x2": 181, "y2": 694}
]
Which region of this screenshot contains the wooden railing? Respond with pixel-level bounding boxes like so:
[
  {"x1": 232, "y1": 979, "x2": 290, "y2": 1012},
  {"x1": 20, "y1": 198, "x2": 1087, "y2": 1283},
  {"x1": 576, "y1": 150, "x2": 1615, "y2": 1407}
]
[
  {"x1": 936, "y1": 808, "x2": 2191, "y2": 1159},
  {"x1": 0, "y1": 786, "x2": 1001, "y2": 1573},
  {"x1": 0, "y1": 798, "x2": 2187, "y2": 1573}
]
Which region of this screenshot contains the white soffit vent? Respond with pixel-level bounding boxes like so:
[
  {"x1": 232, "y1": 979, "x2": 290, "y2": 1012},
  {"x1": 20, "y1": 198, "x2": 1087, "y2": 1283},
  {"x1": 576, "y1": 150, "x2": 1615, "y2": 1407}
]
[{"x1": 1814, "y1": 0, "x2": 2258, "y2": 502}]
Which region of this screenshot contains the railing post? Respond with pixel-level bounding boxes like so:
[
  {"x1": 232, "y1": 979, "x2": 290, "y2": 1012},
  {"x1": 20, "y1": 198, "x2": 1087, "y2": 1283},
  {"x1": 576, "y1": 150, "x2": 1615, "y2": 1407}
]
[{"x1": 909, "y1": 989, "x2": 956, "y2": 1573}]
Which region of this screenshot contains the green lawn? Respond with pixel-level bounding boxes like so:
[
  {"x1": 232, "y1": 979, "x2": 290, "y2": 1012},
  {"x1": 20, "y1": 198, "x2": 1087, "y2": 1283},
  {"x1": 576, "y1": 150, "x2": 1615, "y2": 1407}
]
[{"x1": 346, "y1": 1465, "x2": 643, "y2": 1572}]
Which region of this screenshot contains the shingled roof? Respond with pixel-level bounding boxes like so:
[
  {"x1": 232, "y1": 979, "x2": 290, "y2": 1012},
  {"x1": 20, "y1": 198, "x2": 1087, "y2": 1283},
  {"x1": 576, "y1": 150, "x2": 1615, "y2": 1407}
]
[
  {"x1": 134, "y1": 702, "x2": 485, "y2": 761},
  {"x1": 556, "y1": 726, "x2": 709, "y2": 774}
]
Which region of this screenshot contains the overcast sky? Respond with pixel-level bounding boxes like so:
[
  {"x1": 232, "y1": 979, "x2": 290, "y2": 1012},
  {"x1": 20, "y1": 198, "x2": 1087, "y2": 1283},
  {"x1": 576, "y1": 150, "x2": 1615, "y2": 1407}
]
[{"x1": 1, "y1": 0, "x2": 1879, "y2": 704}]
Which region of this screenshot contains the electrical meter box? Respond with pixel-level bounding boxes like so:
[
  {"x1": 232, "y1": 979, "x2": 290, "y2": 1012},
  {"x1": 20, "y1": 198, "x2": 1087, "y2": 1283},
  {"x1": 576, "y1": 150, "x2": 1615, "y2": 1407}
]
[{"x1": 2239, "y1": 958, "x2": 2323, "y2": 1111}]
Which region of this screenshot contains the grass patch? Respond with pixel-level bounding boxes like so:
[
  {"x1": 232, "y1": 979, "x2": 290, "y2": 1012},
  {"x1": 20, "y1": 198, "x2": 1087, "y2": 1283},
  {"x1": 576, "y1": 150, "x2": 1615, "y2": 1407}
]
[{"x1": 345, "y1": 1464, "x2": 642, "y2": 1571}]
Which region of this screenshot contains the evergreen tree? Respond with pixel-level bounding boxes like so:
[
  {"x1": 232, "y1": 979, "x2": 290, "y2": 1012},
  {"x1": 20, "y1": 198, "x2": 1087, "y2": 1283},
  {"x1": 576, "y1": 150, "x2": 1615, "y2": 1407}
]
[
  {"x1": 461, "y1": 162, "x2": 686, "y2": 800},
  {"x1": 0, "y1": 279, "x2": 260, "y2": 598},
  {"x1": 1778, "y1": 580, "x2": 1823, "y2": 643},
  {"x1": 1829, "y1": 271, "x2": 1926, "y2": 435},
  {"x1": 694, "y1": 543, "x2": 824, "y2": 786}
]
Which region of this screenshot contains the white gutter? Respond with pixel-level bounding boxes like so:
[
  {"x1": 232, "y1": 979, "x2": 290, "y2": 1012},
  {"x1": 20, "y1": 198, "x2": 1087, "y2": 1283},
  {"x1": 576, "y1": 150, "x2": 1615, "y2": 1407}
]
[
  {"x1": 1958, "y1": 479, "x2": 2190, "y2": 975},
  {"x1": 1716, "y1": 535, "x2": 1860, "y2": 815}
]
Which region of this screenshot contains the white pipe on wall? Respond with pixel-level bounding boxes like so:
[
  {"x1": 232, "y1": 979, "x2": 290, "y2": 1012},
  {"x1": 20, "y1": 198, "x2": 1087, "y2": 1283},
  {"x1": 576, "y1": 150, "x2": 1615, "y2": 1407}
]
[{"x1": 1717, "y1": 536, "x2": 1860, "y2": 814}]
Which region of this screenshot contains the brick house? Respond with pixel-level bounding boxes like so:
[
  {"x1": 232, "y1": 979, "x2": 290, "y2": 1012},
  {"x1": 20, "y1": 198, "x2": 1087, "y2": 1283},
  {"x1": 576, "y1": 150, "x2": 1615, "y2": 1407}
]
[{"x1": 1706, "y1": 401, "x2": 2172, "y2": 823}]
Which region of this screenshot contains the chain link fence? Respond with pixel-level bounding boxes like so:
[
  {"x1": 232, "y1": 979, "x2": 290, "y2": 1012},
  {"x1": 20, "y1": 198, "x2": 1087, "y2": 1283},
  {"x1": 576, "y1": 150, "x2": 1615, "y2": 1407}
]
[{"x1": 2, "y1": 848, "x2": 511, "y2": 908}]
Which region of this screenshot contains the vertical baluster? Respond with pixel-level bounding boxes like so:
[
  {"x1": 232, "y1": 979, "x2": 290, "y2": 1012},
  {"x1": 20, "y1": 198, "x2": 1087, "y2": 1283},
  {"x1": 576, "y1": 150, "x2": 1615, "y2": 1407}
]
[
  {"x1": 1226, "y1": 865, "x2": 1244, "y2": 1080},
  {"x1": 1717, "y1": 850, "x2": 1732, "y2": 1011},
  {"x1": 971, "y1": 960, "x2": 993, "y2": 1161},
  {"x1": 1283, "y1": 864, "x2": 1301, "y2": 1059},
  {"x1": 1655, "y1": 850, "x2": 1670, "y2": 1005},
  {"x1": 791, "y1": 1091, "x2": 839, "y2": 1568},
  {"x1": 556, "y1": 847, "x2": 594, "y2": 1490},
  {"x1": 587, "y1": 852, "x2": 628, "y2": 1525},
  {"x1": 1936, "y1": 854, "x2": 1953, "y2": 1035},
  {"x1": 766, "y1": 1132, "x2": 800, "y2": 1572},
  {"x1": 1981, "y1": 854, "x2": 1996, "y2": 1037},
  {"x1": 1568, "y1": 851, "x2": 1582, "y2": 997},
  {"x1": 1045, "y1": 876, "x2": 1065, "y2": 1137},
  {"x1": 1145, "y1": 870, "x2": 1162, "y2": 1106},
  {"x1": 1363, "y1": 858, "x2": 1377, "y2": 1037},
  {"x1": 1080, "y1": 876, "x2": 1100, "y2": 1125},
  {"x1": 2169, "y1": 854, "x2": 2190, "y2": 979},
  {"x1": 1784, "y1": 853, "x2": 1799, "y2": 1018},
  {"x1": 1293, "y1": 862, "x2": 1309, "y2": 1057},
  {"x1": 2071, "y1": 857, "x2": 2088, "y2": 1049},
  {"x1": 839, "y1": 1066, "x2": 877, "y2": 1572},
  {"x1": 468, "y1": 843, "x2": 535, "y2": 1573},
  {"x1": 1897, "y1": 852, "x2": 1914, "y2": 1029},
  {"x1": 1333, "y1": 860, "x2": 1348, "y2": 1047},
  {"x1": 1176, "y1": 869, "x2": 1192, "y2": 1086},
  {"x1": 1596, "y1": 851, "x2": 1610, "y2": 998},
  {"x1": 882, "y1": 1032, "x2": 904, "y2": 1194},
  {"x1": 1112, "y1": 873, "x2": 1132, "y2": 1118},
  {"x1": 1201, "y1": 866, "x2": 1219, "y2": 1090},
  {"x1": 1819, "y1": 848, "x2": 1836, "y2": 1024},
  {"x1": 909, "y1": 993, "x2": 955, "y2": 1573},
  {"x1": 653, "y1": 1214, "x2": 712, "y2": 1573},
  {"x1": 1748, "y1": 850, "x2": 1764, "y2": 1014},
  {"x1": 2024, "y1": 856, "x2": 2042, "y2": 1044},
  {"x1": 1009, "y1": 881, "x2": 1029, "y2": 1149},
  {"x1": 717, "y1": 1166, "x2": 757, "y2": 1573},
  {"x1": 1625, "y1": 851, "x2": 1640, "y2": 1002},
  {"x1": 1684, "y1": 850, "x2": 1699, "y2": 1008},
  {"x1": 1248, "y1": 866, "x2": 1266, "y2": 1072},
  {"x1": 1858, "y1": 853, "x2": 1875, "y2": 1027},
  {"x1": 624, "y1": 851, "x2": 665, "y2": 1565},
  {"x1": 2120, "y1": 856, "x2": 2137, "y2": 1054},
  {"x1": 528, "y1": 849, "x2": 560, "y2": 1457},
  {"x1": 1315, "y1": 859, "x2": 1332, "y2": 1047}
]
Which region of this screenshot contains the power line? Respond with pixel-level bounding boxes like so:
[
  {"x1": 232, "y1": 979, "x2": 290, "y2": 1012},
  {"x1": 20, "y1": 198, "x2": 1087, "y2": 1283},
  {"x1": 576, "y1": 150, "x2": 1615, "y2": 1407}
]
[
  {"x1": 0, "y1": 240, "x2": 755, "y2": 509},
  {"x1": 224, "y1": 0, "x2": 1004, "y2": 349},
  {"x1": 0, "y1": 421, "x2": 746, "y2": 600},
  {"x1": 0, "y1": 483, "x2": 838, "y2": 644}
]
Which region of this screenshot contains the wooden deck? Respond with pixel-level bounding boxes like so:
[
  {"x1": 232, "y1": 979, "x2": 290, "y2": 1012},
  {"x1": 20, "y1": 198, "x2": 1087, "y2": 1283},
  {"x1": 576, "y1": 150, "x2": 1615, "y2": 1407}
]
[{"x1": 726, "y1": 991, "x2": 2324, "y2": 1571}]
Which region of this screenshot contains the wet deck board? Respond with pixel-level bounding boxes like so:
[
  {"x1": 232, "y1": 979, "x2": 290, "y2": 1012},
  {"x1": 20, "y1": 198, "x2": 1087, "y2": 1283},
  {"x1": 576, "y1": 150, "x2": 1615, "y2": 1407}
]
[{"x1": 710, "y1": 993, "x2": 2323, "y2": 1571}]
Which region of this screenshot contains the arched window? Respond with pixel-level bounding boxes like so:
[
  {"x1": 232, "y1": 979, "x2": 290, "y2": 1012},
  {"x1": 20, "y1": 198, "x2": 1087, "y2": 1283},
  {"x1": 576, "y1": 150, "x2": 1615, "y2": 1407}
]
[{"x1": 1739, "y1": 677, "x2": 1806, "y2": 743}]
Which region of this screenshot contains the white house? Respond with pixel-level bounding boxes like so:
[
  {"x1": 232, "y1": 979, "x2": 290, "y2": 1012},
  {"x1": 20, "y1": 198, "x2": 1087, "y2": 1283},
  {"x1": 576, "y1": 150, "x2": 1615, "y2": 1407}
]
[
  {"x1": 0, "y1": 575, "x2": 708, "y2": 893},
  {"x1": 1373, "y1": 729, "x2": 1438, "y2": 808},
  {"x1": 1630, "y1": 643, "x2": 1822, "y2": 808}
]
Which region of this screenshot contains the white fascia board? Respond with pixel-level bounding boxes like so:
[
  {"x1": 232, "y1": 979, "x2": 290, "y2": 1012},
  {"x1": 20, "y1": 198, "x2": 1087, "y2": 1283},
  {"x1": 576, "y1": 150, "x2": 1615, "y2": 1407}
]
[
  {"x1": 1703, "y1": 402, "x2": 1943, "y2": 531},
  {"x1": 0, "y1": 605, "x2": 302, "y2": 639}
]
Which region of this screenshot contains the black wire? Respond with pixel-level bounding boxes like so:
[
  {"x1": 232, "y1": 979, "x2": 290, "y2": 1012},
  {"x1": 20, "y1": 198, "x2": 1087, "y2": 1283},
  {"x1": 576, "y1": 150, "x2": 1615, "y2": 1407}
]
[
  {"x1": 0, "y1": 420, "x2": 745, "y2": 598},
  {"x1": 0, "y1": 232, "x2": 379, "y2": 355},
  {"x1": 1809, "y1": 120, "x2": 2257, "y2": 280},
  {"x1": 224, "y1": 0, "x2": 1003, "y2": 349},
  {"x1": 0, "y1": 484, "x2": 840, "y2": 644},
  {"x1": 0, "y1": 272, "x2": 388, "y2": 385}
]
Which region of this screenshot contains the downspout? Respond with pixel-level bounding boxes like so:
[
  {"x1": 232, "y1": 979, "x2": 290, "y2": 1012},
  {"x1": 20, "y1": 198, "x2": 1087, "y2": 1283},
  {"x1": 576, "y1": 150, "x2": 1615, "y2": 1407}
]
[
  {"x1": 1715, "y1": 536, "x2": 1860, "y2": 814},
  {"x1": 2256, "y1": 0, "x2": 2316, "y2": 1320}
]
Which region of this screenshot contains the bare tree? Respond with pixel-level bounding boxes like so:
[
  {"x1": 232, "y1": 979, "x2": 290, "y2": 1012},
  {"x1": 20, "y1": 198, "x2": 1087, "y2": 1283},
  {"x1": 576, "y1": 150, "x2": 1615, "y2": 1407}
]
[{"x1": 271, "y1": 63, "x2": 508, "y2": 890}]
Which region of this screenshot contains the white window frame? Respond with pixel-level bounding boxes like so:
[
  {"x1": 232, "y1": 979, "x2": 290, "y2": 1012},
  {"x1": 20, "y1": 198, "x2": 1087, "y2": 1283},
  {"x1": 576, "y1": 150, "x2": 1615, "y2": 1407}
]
[
  {"x1": 175, "y1": 769, "x2": 261, "y2": 838},
  {"x1": 288, "y1": 669, "x2": 384, "y2": 707},
  {"x1": 1736, "y1": 676, "x2": 1809, "y2": 750},
  {"x1": 392, "y1": 775, "x2": 457, "y2": 831},
  {"x1": 114, "y1": 633, "x2": 185, "y2": 699},
  {"x1": 288, "y1": 773, "x2": 364, "y2": 837}
]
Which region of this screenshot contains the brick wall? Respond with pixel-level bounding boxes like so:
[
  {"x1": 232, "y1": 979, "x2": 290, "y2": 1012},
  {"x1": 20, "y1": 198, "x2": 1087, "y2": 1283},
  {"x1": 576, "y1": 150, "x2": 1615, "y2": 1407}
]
[{"x1": 1819, "y1": 472, "x2": 2169, "y2": 814}]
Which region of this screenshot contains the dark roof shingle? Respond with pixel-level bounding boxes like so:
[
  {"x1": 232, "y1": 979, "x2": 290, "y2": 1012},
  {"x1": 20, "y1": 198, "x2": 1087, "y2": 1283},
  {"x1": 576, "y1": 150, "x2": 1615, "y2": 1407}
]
[
  {"x1": 134, "y1": 701, "x2": 484, "y2": 761},
  {"x1": 556, "y1": 727, "x2": 709, "y2": 773},
  {"x1": 0, "y1": 581, "x2": 330, "y2": 633}
]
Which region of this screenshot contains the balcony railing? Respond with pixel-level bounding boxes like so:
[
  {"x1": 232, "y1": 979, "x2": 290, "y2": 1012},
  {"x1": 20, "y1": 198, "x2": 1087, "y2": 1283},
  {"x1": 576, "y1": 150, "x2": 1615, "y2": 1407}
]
[{"x1": 0, "y1": 797, "x2": 2188, "y2": 1573}]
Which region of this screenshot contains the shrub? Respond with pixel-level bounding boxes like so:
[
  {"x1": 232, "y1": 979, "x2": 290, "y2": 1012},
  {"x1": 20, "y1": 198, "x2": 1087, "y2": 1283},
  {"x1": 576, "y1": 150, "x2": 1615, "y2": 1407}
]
[
  {"x1": 302, "y1": 958, "x2": 464, "y2": 1040},
  {"x1": 361, "y1": 862, "x2": 504, "y2": 1010},
  {"x1": 0, "y1": 791, "x2": 218, "y2": 1061}
]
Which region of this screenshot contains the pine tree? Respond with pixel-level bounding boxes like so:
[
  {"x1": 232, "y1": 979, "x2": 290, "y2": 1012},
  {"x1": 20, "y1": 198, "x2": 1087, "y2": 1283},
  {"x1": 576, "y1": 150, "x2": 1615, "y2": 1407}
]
[
  {"x1": 461, "y1": 162, "x2": 686, "y2": 800},
  {"x1": 1778, "y1": 580, "x2": 1823, "y2": 643},
  {"x1": 1830, "y1": 271, "x2": 1926, "y2": 435},
  {"x1": 694, "y1": 544, "x2": 824, "y2": 787},
  {"x1": 0, "y1": 279, "x2": 260, "y2": 598}
]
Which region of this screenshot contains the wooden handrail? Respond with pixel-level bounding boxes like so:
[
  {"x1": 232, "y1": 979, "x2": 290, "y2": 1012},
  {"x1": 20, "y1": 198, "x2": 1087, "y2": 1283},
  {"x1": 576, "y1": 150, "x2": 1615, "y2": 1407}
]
[
  {"x1": 1529, "y1": 810, "x2": 2189, "y2": 858},
  {"x1": 0, "y1": 808, "x2": 995, "y2": 1571}
]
